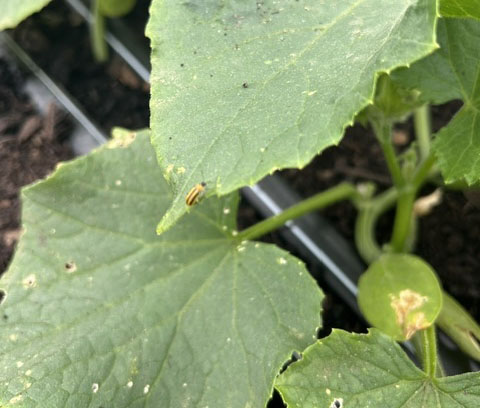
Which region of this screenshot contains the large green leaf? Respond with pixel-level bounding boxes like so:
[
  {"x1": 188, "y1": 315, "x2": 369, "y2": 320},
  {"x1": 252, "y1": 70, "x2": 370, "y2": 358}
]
[
  {"x1": 392, "y1": 18, "x2": 480, "y2": 185},
  {"x1": 147, "y1": 0, "x2": 438, "y2": 233},
  {"x1": 440, "y1": 0, "x2": 480, "y2": 20},
  {"x1": 0, "y1": 0, "x2": 51, "y2": 30},
  {"x1": 0, "y1": 130, "x2": 323, "y2": 407},
  {"x1": 276, "y1": 329, "x2": 480, "y2": 407}
]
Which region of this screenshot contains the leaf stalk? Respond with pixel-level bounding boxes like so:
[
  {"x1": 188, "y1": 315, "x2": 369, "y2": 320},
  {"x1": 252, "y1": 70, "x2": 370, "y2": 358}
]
[
  {"x1": 236, "y1": 183, "x2": 359, "y2": 241},
  {"x1": 421, "y1": 325, "x2": 438, "y2": 378},
  {"x1": 413, "y1": 105, "x2": 431, "y2": 162},
  {"x1": 354, "y1": 187, "x2": 397, "y2": 263},
  {"x1": 90, "y1": 0, "x2": 108, "y2": 62}
]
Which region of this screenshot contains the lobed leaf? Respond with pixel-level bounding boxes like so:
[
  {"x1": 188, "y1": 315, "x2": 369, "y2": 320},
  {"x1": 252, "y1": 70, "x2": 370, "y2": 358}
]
[
  {"x1": 147, "y1": 0, "x2": 438, "y2": 233},
  {"x1": 0, "y1": 130, "x2": 323, "y2": 408},
  {"x1": 276, "y1": 329, "x2": 480, "y2": 407},
  {"x1": 392, "y1": 18, "x2": 480, "y2": 185},
  {"x1": 0, "y1": 0, "x2": 52, "y2": 30}
]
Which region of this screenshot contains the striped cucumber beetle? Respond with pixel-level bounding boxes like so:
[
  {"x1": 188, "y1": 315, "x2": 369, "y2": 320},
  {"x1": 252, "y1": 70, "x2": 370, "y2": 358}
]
[{"x1": 185, "y1": 182, "x2": 206, "y2": 206}]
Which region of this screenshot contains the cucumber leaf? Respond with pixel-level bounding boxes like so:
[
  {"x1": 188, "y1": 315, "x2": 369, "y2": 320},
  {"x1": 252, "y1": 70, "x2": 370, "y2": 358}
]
[
  {"x1": 392, "y1": 18, "x2": 480, "y2": 185},
  {"x1": 440, "y1": 0, "x2": 480, "y2": 20},
  {"x1": 0, "y1": 0, "x2": 51, "y2": 29},
  {"x1": 0, "y1": 130, "x2": 323, "y2": 408},
  {"x1": 147, "y1": 0, "x2": 438, "y2": 233},
  {"x1": 276, "y1": 329, "x2": 480, "y2": 407}
]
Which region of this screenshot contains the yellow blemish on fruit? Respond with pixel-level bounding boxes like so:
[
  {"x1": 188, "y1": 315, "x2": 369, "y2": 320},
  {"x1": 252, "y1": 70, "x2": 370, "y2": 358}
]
[{"x1": 390, "y1": 289, "x2": 429, "y2": 339}]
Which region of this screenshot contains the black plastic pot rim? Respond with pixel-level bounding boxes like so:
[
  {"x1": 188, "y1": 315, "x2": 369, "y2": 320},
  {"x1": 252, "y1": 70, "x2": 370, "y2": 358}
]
[{"x1": 2, "y1": 1, "x2": 478, "y2": 375}]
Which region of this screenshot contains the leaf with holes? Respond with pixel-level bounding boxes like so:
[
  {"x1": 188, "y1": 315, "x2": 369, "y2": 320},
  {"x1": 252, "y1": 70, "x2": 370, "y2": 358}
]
[
  {"x1": 0, "y1": 130, "x2": 323, "y2": 408},
  {"x1": 147, "y1": 0, "x2": 438, "y2": 234},
  {"x1": 392, "y1": 18, "x2": 480, "y2": 185},
  {"x1": 276, "y1": 329, "x2": 480, "y2": 408},
  {"x1": 0, "y1": 0, "x2": 52, "y2": 29}
]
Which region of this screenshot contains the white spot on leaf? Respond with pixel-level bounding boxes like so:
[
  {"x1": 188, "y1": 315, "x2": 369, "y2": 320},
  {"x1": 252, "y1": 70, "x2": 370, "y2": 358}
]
[
  {"x1": 9, "y1": 395, "x2": 23, "y2": 404},
  {"x1": 22, "y1": 274, "x2": 37, "y2": 289}
]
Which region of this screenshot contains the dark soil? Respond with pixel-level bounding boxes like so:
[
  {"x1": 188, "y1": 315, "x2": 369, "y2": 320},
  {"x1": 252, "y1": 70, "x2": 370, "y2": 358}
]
[
  {"x1": 0, "y1": 57, "x2": 73, "y2": 272},
  {"x1": 12, "y1": 0, "x2": 150, "y2": 134}
]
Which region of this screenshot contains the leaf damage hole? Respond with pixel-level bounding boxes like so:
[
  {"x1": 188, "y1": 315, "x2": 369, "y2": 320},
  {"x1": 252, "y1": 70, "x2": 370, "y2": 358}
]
[
  {"x1": 330, "y1": 398, "x2": 343, "y2": 408},
  {"x1": 0, "y1": 289, "x2": 6, "y2": 305},
  {"x1": 22, "y1": 274, "x2": 37, "y2": 289},
  {"x1": 279, "y1": 350, "x2": 302, "y2": 374},
  {"x1": 266, "y1": 389, "x2": 284, "y2": 407},
  {"x1": 65, "y1": 261, "x2": 77, "y2": 273}
]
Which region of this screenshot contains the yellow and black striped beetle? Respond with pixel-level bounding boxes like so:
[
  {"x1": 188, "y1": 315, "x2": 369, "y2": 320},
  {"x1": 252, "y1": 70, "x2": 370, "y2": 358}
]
[{"x1": 186, "y1": 182, "x2": 206, "y2": 206}]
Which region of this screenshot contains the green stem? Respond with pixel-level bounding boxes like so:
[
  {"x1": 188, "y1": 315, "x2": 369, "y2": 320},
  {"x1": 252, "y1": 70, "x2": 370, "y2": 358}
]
[
  {"x1": 371, "y1": 118, "x2": 412, "y2": 253},
  {"x1": 414, "y1": 105, "x2": 431, "y2": 162},
  {"x1": 413, "y1": 153, "x2": 436, "y2": 190},
  {"x1": 90, "y1": 0, "x2": 108, "y2": 62},
  {"x1": 236, "y1": 183, "x2": 359, "y2": 241},
  {"x1": 355, "y1": 187, "x2": 398, "y2": 263},
  {"x1": 421, "y1": 325, "x2": 438, "y2": 378},
  {"x1": 372, "y1": 120, "x2": 405, "y2": 187},
  {"x1": 391, "y1": 153, "x2": 436, "y2": 252},
  {"x1": 390, "y1": 186, "x2": 415, "y2": 252}
]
